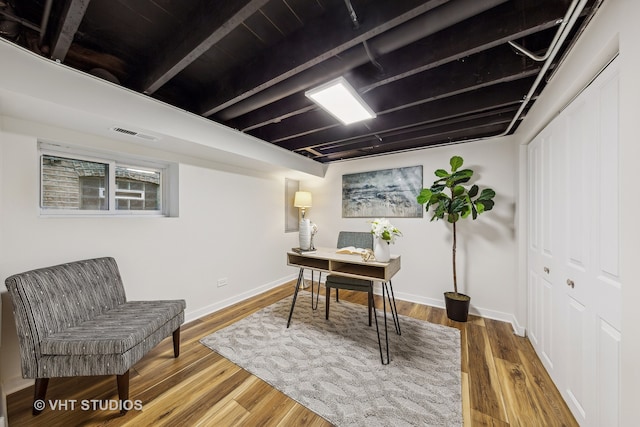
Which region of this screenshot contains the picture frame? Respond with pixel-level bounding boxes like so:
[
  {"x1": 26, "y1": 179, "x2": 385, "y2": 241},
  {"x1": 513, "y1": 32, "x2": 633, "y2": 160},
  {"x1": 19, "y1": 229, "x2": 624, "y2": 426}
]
[{"x1": 342, "y1": 166, "x2": 423, "y2": 218}]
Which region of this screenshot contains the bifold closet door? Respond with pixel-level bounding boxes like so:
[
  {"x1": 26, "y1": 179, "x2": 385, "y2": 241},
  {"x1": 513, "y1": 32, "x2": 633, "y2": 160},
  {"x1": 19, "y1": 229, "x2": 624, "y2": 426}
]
[
  {"x1": 527, "y1": 123, "x2": 564, "y2": 381},
  {"x1": 528, "y1": 57, "x2": 620, "y2": 426}
]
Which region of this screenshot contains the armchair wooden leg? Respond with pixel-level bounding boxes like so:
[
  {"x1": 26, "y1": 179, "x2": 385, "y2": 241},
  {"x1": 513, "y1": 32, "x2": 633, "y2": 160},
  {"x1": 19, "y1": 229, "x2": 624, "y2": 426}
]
[
  {"x1": 117, "y1": 370, "x2": 130, "y2": 414},
  {"x1": 172, "y1": 327, "x2": 181, "y2": 358},
  {"x1": 33, "y1": 378, "x2": 49, "y2": 415}
]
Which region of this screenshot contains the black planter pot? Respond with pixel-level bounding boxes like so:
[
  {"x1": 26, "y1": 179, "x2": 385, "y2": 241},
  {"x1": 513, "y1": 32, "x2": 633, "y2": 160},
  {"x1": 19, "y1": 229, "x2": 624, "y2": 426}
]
[{"x1": 444, "y1": 292, "x2": 471, "y2": 322}]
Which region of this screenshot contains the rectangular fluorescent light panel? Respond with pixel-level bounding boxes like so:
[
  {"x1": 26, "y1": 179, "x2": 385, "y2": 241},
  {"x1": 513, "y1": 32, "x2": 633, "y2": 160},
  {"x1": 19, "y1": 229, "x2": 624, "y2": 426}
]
[{"x1": 305, "y1": 77, "x2": 376, "y2": 125}]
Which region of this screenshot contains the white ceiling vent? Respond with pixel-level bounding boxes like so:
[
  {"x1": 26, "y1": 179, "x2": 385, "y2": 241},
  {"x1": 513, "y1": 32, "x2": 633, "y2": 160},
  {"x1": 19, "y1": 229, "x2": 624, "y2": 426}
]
[{"x1": 110, "y1": 127, "x2": 159, "y2": 141}]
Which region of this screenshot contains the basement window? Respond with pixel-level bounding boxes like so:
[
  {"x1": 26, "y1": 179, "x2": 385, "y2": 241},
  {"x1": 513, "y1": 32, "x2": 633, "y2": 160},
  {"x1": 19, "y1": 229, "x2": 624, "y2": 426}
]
[{"x1": 39, "y1": 143, "x2": 178, "y2": 217}]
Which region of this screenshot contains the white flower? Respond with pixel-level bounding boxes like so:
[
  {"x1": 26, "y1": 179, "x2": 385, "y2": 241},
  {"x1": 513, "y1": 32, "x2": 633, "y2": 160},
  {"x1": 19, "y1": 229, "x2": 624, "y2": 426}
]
[{"x1": 370, "y1": 218, "x2": 402, "y2": 244}]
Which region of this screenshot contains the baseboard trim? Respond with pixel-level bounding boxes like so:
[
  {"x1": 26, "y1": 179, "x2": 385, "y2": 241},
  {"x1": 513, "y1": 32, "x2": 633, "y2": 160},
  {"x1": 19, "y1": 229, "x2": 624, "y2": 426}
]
[
  {"x1": 394, "y1": 290, "x2": 526, "y2": 337},
  {"x1": 184, "y1": 274, "x2": 297, "y2": 323}
]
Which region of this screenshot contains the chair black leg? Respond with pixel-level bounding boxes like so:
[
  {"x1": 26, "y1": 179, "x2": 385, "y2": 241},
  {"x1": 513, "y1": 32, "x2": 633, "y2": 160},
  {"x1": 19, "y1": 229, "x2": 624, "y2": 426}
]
[
  {"x1": 311, "y1": 272, "x2": 321, "y2": 310},
  {"x1": 368, "y1": 290, "x2": 373, "y2": 326},
  {"x1": 325, "y1": 287, "x2": 331, "y2": 319},
  {"x1": 336, "y1": 288, "x2": 339, "y2": 302},
  {"x1": 173, "y1": 327, "x2": 181, "y2": 357},
  {"x1": 117, "y1": 370, "x2": 130, "y2": 414},
  {"x1": 33, "y1": 378, "x2": 49, "y2": 415}
]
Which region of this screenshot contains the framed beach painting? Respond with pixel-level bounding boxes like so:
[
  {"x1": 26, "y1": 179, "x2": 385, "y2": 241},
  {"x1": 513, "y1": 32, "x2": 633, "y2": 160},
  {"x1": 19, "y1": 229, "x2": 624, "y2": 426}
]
[{"x1": 342, "y1": 166, "x2": 423, "y2": 218}]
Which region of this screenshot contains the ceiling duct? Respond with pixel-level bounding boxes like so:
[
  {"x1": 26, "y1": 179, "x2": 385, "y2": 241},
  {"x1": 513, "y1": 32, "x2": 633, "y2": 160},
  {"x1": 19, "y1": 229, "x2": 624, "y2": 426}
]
[{"x1": 110, "y1": 127, "x2": 159, "y2": 141}]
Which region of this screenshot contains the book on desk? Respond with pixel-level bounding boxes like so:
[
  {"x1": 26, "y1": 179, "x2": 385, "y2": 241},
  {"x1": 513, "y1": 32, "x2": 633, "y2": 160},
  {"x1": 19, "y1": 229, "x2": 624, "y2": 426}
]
[
  {"x1": 335, "y1": 246, "x2": 368, "y2": 255},
  {"x1": 291, "y1": 247, "x2": 317, "y2": 254}
]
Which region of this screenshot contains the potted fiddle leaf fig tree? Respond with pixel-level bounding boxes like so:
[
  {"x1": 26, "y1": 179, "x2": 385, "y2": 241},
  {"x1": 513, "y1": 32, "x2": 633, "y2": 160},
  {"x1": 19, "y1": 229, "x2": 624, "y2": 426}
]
[{"x1": 417, "y1": 155, "x2": 496, "y2": 322}]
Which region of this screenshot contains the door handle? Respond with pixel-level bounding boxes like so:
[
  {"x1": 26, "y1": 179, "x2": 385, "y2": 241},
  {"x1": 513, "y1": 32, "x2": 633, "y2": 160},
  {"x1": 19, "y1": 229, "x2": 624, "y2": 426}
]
[
  {"x1": 543, "y1": 267, "x2": 550, "y2": 274},
  {"x1": 566, "y1": 279, "x2": 575, "y2": 288}
]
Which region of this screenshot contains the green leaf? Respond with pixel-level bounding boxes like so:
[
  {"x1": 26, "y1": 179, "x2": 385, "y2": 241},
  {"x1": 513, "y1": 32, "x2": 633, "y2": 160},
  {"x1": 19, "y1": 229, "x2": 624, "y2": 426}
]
[
  {"x1": 468, "y1": 184, "x2": 479, "y2": 198},
  {"x1": 450, "y1": 170, "x2": 472, "y2": 180},
  {"x1": 450, "y1": 156, "x2": 463, "y2": 172},
  {"x1": 476, "y1": 201, "x2": 485, "y2": 214},
  {"x1": 453, "y1": 185, "x2": 465, "y2": 196},
  {"x1": 430, "y1": 184, "x2": 445, "y2": 193},
  {"x1": 434, "y1": 199, "x2": 450, "y2": 218},
  {"x1": 448, "y1": 213, "x2": 459, "y2": 223},
  {"x1": 435, "y1": 192, "x2": 451, "y2": 202},
  {"x1": 431, "y1": 211, "x2": 444, "y2": 221},
  {"x1": 416, "y1": 188, "x2": 432, "y2": 205},
  {"x1": 471, "y1": 204, "x2": 478, "y2": 220},
  {"x1": 451, "y1": 198, "x2": 466, "y2": 213},
  {"x1": 449, "y1": 169, "x2": 473, "y2": 186},
  {"x1": 481, "y1": 200, "x2": 495, "y2": 211},
  {"x1": 478, "y1": 188, "x2": 496, "y2": 201},
  {"x1": 435, "y1": 169, "x2": 449, "y2": 178}
]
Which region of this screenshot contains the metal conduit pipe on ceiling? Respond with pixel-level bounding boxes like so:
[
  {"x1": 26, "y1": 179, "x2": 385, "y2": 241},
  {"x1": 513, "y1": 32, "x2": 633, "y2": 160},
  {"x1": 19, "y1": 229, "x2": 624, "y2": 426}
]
[
  {"x1": 485, "y1": 0, "x2": 588, "y2": 139},
  {"x1": 339, "y1": 0, "x2": 592, "y2": 162},
  {"x1": 212, "y1": 0, "x2": 509, "y2": 121},
  {"x1": 507, "y1": 0, "x2": 580, "y2": 62}
]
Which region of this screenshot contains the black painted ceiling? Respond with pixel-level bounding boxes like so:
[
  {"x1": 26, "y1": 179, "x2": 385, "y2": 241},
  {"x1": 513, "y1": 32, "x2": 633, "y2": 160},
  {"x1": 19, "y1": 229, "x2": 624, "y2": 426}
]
[{"x1": 0, "y1": 0, "x2": 601, "y2": 163}]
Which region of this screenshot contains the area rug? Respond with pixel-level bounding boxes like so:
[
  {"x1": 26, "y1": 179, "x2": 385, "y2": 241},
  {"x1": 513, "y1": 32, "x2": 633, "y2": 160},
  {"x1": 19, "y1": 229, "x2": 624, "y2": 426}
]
[{"x1": 200, "y1": 292, "x2": 462, "y2": 426}]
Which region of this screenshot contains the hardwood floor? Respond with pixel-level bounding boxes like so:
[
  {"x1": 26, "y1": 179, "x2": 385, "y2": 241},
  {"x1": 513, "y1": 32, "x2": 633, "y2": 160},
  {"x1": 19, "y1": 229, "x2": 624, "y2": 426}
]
[{"x1": 6, "y1": 282, "x2": 577, "y2": 426}]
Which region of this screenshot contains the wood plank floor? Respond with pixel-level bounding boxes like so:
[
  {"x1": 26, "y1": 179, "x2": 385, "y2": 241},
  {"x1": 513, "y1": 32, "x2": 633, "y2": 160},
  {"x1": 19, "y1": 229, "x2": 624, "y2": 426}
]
[{"x1": 6, "y1": 282, "x2": 577, "y2": 426}]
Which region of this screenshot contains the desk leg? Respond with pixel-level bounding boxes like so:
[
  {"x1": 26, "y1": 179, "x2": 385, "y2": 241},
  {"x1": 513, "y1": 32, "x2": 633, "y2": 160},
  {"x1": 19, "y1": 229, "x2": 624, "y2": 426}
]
[
  {"x1": 287, "y1": 268, "x2": 305, "y2": 328},
  {"x1": 385, "y1": 280, "x2": 401, "y2": 335},
  {"x1": 372, "y1": 281, "x2": 402, "y2": 364},
  {"x1": 373, "y1": 282, "x2": 390, "y2": 365}
]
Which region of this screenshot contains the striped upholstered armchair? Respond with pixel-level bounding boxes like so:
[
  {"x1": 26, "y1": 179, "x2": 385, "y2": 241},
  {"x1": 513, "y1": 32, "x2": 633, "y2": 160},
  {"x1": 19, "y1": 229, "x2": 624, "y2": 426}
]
[{"x1": 5, "y1": 257, "x2": 186, "y2": 414}]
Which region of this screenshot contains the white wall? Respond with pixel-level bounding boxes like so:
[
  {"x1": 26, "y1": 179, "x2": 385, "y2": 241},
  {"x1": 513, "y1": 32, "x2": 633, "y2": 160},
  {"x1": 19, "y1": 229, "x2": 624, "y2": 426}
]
[
  {"x1": 301, "y1": 136, "x2": 520, "y2": 329},
  {"x1": 0, "y1": 124, "x2": 302, "y2": 399},
  {"x1": 1, "y1": 1, "x2": 638, "y2": 425}
]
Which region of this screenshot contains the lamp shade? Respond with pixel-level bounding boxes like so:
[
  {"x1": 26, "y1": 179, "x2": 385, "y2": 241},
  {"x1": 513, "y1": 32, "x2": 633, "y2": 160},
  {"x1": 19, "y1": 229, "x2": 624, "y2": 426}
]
[{"x1": 294, "y1": 191, "x2": 312, "y2": 208}]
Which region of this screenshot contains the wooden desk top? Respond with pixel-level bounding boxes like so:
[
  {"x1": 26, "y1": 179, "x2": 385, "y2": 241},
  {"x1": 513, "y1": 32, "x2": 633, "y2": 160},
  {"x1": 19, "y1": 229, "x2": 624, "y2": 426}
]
[{"x1": 287, "y1": 247, "x2": 400, "y2": 282}]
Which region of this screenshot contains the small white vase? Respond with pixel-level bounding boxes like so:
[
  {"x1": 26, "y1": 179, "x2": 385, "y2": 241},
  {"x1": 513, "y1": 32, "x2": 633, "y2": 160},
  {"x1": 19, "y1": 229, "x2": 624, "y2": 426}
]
[
  {"x1": 299, "y1": 218, "x2": 312, "y2": 250},
  {"x1": 373, "y1": 237, "x2": 391, "y2": 262}
]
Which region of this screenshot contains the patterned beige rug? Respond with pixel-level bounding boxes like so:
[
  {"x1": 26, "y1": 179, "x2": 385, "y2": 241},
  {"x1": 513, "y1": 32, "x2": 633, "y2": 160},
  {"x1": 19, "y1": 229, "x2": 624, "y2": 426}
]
[{"x1": 200, "y1": 291, "x2": 462, "y2": 426}]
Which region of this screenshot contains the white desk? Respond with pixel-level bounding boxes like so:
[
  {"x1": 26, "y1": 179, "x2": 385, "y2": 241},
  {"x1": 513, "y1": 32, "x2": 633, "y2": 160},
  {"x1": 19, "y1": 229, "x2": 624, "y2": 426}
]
[
  {"x1": 287, "y1": 247, "x2": 400, "y2": 281},
  {"x1": 286, "y1": 247, "x2": 401, "y2": 364}
]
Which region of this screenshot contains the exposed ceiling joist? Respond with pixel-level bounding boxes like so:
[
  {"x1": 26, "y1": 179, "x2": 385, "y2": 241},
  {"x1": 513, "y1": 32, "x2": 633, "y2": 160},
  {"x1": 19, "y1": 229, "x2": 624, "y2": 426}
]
[
  {"x1": 200, "y1": 0, "x2": 452, "y2": 117},
  {"x1": 0, "y1": 0, "x2": 602, "y2": 164},
  {"x1": 50, "y1": 0, "x2": 90, "y2": 61},
  {"x1": 141, "y1": 0, "x2": 270, "y2": 95}
]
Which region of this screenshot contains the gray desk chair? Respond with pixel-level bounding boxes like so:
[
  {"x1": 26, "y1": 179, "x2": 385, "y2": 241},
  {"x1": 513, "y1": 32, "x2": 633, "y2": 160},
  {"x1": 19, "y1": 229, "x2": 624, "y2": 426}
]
[{"x1": 325, "y1": 231, "x2": 374, "y2": 326}]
